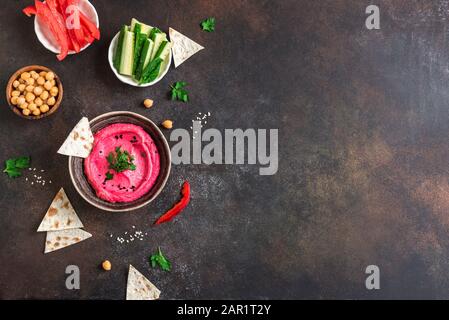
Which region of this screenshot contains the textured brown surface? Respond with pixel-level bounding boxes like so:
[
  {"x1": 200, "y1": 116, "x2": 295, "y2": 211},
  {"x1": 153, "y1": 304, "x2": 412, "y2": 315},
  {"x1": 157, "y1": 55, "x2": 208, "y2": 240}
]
[{"x1": 1, "y1": 0, "x2": 449, "y2": 299}]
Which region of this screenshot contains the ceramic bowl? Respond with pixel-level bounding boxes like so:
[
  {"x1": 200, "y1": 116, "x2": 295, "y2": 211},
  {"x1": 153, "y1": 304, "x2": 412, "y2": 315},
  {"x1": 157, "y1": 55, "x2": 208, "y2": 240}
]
[
  {"x1": 34, "y1": 0, "x2": 99, "y2": 55},
  {"x1": 108, "y1": 31, "x2": 172, "y2": 87},
  {"x1": 68, "y1": 111, "x2": 171, "y2": 212}
]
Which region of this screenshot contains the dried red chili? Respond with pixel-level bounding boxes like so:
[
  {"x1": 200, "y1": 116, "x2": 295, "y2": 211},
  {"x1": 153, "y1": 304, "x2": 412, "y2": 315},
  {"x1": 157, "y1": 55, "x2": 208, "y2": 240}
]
[{"x1": 154, "y1": 181, "x2": 190, "y2": 225}]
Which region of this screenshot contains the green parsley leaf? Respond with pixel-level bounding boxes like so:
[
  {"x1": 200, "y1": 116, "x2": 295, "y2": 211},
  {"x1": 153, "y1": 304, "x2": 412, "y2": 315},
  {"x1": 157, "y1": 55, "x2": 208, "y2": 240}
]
[
  {"x1": 106, "y1": 147, "x2": 136, "y2": 173},
  {"x1": 201, "y1": 17, "x2": 215, "y2": 32},
  {"x1": 150, "y1": 247, "x2": 171, "y2": 272},
  {"x1": 3, "y1": 156, "x2": 30, "y2": 178},
  {"x1": 170, "y1": 82, "x2": 189, "y2": 103},
  {"x1": 105, "y1": 172, "x2": 114, "y2": 181}
]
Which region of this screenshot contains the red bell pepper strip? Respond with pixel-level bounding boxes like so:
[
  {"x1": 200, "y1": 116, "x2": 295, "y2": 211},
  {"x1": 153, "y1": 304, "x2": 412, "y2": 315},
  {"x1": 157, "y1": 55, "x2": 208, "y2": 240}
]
[
  {"x1": 65, "y1": 0, "x2": 86, "y2": 48},
  {"x1": 35, "y1": 0, "x2": 69, "y2": 61},
  {"x1": 154, "y1": 182, "x2": 191, "y2": 225},
  {"x1": 79, "y1": 11, "x2": 100, "y2": 40},
  {"x1": 56, "y1": 0, "x2": 81, "y2": 52},
  {"x1": 83, "y1": 28, "x2": 95, "y2": 43},
  {"x1": 23, "y1": 5, "x2": 37, "y2": 17},
  {"x1": 46, "y1": 0, "x2": 73, "y2": 53}
]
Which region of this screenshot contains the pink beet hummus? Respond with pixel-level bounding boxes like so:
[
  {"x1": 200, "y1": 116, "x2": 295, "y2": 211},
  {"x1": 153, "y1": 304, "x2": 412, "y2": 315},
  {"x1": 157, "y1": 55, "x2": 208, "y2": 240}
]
[{"x1": 84, "y1": 123, "x2": 160, "y2": 203}]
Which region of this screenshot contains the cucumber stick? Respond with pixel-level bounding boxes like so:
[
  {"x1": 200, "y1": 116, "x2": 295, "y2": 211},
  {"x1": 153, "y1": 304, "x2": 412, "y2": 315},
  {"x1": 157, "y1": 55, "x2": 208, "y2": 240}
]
[
  {"x1": 140, "y1": 58, "x2": 163, "y2": 84},
  {"x1": 150, "y1": 33, "x2": 167, "y2": 61},
  {"x1": 113, "y1": 25, "x2": 128, "y2": 71},
  {"x1": 153, "y1": 41, "x2": 172, "y2": 62},
  {"x1": 132, "y1": 23, "x2": 146, "y2": 74},
  {"x1": 134, "y1": 38, "x2": 154, "y2": 81},
  {"x1": 130, "y1": 18, "x2": 153, "y2": 35},
  {"x1": 119, "y1": 30, "x2": 135, "y2": 76},
  {"x1": 133, "y1": 33, "x2": 146, "y2": 74}
]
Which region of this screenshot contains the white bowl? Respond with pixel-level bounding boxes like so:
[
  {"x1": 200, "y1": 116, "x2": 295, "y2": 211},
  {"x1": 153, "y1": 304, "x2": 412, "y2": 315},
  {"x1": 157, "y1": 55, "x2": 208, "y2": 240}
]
[
  {"x1": 34, "y1": 0, "x2": 99, "y2": 55},
  {"x1": 108, "y1": 31, "x2": 172, "y2": 87}
]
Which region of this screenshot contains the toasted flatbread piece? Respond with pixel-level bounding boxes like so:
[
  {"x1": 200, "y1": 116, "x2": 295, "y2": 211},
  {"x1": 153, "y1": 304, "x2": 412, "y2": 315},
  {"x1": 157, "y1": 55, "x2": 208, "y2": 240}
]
[
  {"x1": 37, "y1": 188, "x2": 84, "y2": 232},
  {"x1": 57, "y1": 117, "x2": 94, "y2": 158},
  {"x1": 45, "y1": 228, "x2": 92, "y2": 253},
  {"x1": 126, "y1": 265, "x2": 161, "y2": 300},
  {"x1": 169, "y1": 27, "x2": 204, "y2": 68}
]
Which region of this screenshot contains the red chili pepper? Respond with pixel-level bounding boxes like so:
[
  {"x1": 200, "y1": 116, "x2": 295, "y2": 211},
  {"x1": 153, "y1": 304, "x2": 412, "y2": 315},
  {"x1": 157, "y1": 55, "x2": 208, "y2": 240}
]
[
  {"x1": 79, "y1": 11, "x2": 100, "y2": 40},
  {"x1": 22, "y1": 5, "x2": 37, "y2": 17},
  {"x1": 154, "y1": 181, "x2": 191, "y2": 225},
  {"x1": 35, "y1": 0, "x2": 69, "y2": 61}
]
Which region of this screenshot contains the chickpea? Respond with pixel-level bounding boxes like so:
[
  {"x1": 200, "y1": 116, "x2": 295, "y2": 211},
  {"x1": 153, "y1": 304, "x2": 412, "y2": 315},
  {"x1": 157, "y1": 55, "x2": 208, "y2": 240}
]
[
  {"x1": 45, "y1": 72, "x2": 55, "y2": 81},
  {"x1": 25, "y1": 85, "x2": 34, "y2": 92},
  {"x1": 19, "y1": 102, "x2": 28, "y2": 110},
  {"x1": 11, "y1": 96, "x2": 18, "y2": 105},
  {"x1": 50, "y1": 87, "x2": 58, "y2": 97},
  {"x1": 143, "y1": 99, "x2": 154, "y2": 108},
  {"x1": 33, "y1": 86, "x2": 43, "y2": 96},
  {"x1": 25, "y1": 92, "x2": 35, "y2": 102},
  {"x1": 34, "y1": 97, "x2": 43, "y2": 107},
  {"x1": 40, "y1": 104, "x2": 50, "y2": 113},
  {"x1": 102, "y1": 260, "x2": 112, "y2": 271},
  {"x1": 37, "y1": 77, "x2": 45, "y2": 86},
  {"x1": 30, "y1": 71, "x2": 39, "y2": 79},
  {"x1": 50, "y1": 80, "x2": 56, "y2": 87},
  {"x1": 19, "y1": 78, "x2": 25, "y2": 84},
  {"x1": 162, "y1": 120, "x2": 173, "y2": 129},
  {"x1": 13, "y1": 80, "x2": 20, "y2": 88},
  {"x1": 11, "y1": 90, "x2": 20, "y2": 97},
  {"x1": 32, "y1": 109, "x2": 41, "y2": 116},
  {"x1": 47, "y1": 96, "x2": 56, "y2": 106},
  {"x1": 26, "y1": 78, "x2": 35, "y2": 86},
  {"x1": 44, "y1": 81, "x2": 53, "y2": 91},
  {"x1": 40, "y1": 91, "x2": 49, "y2": 101},
  {"x1": 20, "y1": 72, "x2": 30, "y2": 80},
  {"x1": 18, "y1": 84, "x2": 26, "y2": 92},
  {"x1": 22, "y1": 109, "x2": 31, "y2": 116},
  {"x1": 39, "y1": 71, "x2": 47, "y2": 77},
  {"x1": 28, "y1": 103, "x2": 37, "y2": 111},
  {"x1": 17, "y1": 96, "x2": 25, "y2": 106}
]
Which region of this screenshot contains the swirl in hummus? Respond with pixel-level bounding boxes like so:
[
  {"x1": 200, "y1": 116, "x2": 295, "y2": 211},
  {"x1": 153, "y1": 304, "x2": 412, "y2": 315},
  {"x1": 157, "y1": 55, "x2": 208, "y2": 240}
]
[{"x1": 84, "y1": 123, "x2": 160, "y2": 203}]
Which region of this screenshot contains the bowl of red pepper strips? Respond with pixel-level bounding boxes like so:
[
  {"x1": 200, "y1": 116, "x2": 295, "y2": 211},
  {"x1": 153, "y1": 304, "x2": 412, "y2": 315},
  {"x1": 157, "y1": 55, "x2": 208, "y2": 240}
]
[{"x1": 23, "y1": 0, "x2": 100, "y2": 61}]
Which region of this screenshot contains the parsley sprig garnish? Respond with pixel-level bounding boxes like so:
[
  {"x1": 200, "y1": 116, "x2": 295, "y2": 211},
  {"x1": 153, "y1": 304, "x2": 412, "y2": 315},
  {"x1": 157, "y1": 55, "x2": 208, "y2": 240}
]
[
  {"x1": 201, "y1": 17, "x2": 215, "y2": 32},
  {"x1": 150, "y1": 247, "x2": 171, "y2": 272},
  {"x1": 105, "y1": 172, "x2": 114, "y2": 181},
  {"x1": 3, "y1": 156, "x2": 30, "y2": 178},
  {"x1": 106, "y1": 147, "x2": 136, "y2": 173},
  {"x1": 170, "y1": 82, "x2": 189, "y2": 102}
]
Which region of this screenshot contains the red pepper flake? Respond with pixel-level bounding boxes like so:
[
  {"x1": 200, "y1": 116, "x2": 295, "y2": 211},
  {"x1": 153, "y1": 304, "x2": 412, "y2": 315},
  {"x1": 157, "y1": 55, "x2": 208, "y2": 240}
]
[{"x1": 154, "y1": 181, "x2": 190, "y2": 225}]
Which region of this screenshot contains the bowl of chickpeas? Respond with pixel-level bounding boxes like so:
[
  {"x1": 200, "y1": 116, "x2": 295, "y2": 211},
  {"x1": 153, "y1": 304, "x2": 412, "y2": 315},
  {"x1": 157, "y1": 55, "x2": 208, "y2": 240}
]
[{"x1": 6, "y1": 65, "x2": 63, "y2": 119}]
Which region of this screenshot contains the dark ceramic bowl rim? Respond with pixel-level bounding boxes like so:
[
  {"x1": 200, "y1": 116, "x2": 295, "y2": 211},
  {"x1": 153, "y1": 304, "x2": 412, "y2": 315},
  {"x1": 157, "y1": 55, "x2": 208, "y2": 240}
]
[{"x1": 68, "y1": 111, "x2": 171, "y2": 212}]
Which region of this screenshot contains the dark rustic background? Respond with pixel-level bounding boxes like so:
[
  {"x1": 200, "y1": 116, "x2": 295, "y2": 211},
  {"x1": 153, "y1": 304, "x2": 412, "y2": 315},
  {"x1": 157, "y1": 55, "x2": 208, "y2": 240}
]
[{"x1": 1, "y1": 0, "x2": 449, "y2": 299}]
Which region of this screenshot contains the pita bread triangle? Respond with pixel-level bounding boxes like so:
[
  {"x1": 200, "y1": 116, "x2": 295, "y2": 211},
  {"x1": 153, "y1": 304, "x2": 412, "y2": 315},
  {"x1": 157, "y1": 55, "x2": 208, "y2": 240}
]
[
  {"x1": 37, "y1": 188, "x2": 84, "y2": 232},
  {"x1": 44, "y1": 228, "x2": 92, "y2": 253},
  {"x1": 57, "y1": 117, "x2": 94, "y2": 158},
  {"x1": 169, "y1": 27, "x2": 204, "y2": 68},
  {"x1": 126, "y1": 265, "x2": 161, "y2": 300}
]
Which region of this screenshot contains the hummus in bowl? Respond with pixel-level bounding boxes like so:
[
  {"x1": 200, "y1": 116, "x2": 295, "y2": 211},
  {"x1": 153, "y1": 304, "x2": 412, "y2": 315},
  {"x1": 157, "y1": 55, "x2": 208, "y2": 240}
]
[
  {"x1": 69, "y1": 112, "x2": 171, "y2": 212},
  {"x1": 84, "y1": 123, "x2": 160, "y2": 203}
]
